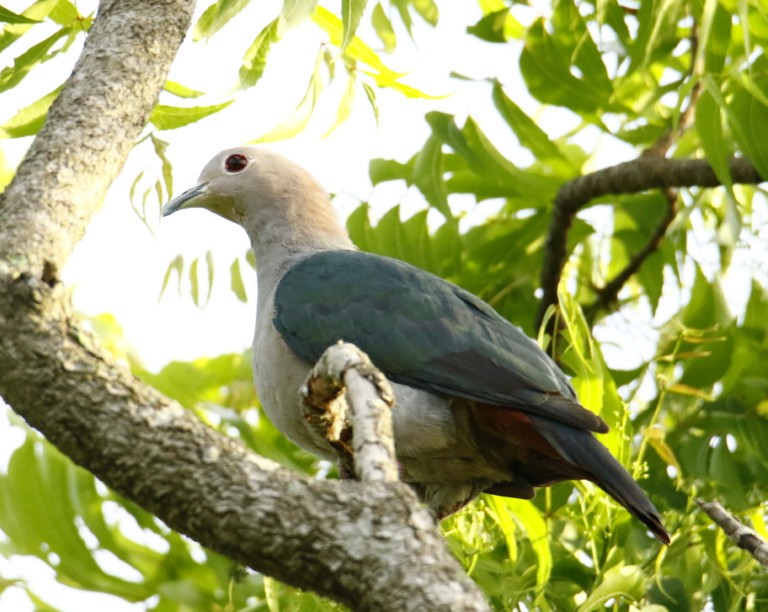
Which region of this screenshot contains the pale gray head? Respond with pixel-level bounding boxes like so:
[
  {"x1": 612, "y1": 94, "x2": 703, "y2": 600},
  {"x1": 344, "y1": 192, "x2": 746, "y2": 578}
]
[{"x1": 162, "y1": 146, "x2": 353, "y2": 252}]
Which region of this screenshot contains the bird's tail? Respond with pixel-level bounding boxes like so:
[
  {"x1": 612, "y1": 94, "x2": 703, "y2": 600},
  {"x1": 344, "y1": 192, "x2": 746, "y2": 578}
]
[{"x1": 531, "y1": 416, "x2": 670, "y2": 544}]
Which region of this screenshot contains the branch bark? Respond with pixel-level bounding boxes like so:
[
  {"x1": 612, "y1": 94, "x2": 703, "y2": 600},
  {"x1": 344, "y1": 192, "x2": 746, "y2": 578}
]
[
  {"x1": 0, "y1": 1, "x2": 487, "y2": 609},
  {"x1": 696, "y1": 499, "x2": 768, "y2": 568},
  {"x1": 303, "y1": 342, "x2": 400, "y2": 484},
  {"x1": 536, "y1": 157, "x2": 765, "y2": 329}
]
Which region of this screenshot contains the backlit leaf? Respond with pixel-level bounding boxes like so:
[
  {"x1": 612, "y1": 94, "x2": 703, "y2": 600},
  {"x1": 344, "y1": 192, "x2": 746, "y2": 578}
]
[
  {"x1": 0, "y1": 86, "x2": 60, "y2": 138},
  {"x1": 340, "y1": 0, "x2": 366, "y2": 50},
  {"x1": 193, "y1": 0, "x2": 251, "y2": 41},
  {"x1": 250, "y1": 50, "x2": 325, "y2": 142},
  {"x1": 150, "y1": 100, "x2": 233, "y2": 130},
  {"x1": 239, "y1": 18, "x2": 280, "y2": 89},
  {"x1": 0, "y1": 5, "x2": 40, "y2": 23}
]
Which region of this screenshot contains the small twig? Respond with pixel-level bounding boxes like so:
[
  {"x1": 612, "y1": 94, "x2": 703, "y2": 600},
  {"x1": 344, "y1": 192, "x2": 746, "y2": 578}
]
[
  {"x1": 302, "y1": 342, "x2": 399, "y2": 484},
  {"x1": 536, "y1": 157, "x2": 764, "y2": 329},
  {"x1": 585, "y1": 188, "x2": 678, "y2": 320},
  {"x1": 696, "y1": 498, "x2": 768, "y2": 568}
]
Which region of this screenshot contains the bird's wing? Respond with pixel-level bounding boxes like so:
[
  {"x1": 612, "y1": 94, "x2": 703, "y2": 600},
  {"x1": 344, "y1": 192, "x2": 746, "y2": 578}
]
[{"x1": 273, "y1": 250, "x2": 607, "y2": 434}]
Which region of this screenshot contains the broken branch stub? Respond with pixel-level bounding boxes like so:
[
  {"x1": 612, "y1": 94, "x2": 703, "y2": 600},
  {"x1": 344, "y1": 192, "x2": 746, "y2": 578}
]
[{"x1": 302, "y1": 342, "x2": 399, "y2": 484}]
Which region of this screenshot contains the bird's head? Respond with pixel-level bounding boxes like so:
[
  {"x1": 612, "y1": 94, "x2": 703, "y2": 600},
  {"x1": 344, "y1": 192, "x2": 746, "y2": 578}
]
[{"x1": 162, "y1": 146, "x2": 353, "y2": 253}]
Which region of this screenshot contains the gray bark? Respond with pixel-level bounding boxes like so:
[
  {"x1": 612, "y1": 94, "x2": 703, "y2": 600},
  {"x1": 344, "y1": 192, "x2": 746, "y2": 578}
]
[
  {"x1": 696, "y1": 499, "x2": 768, "y2": 569},
  {"x1": 0, "y1": 1, "x2": 487, "y2": 609}
]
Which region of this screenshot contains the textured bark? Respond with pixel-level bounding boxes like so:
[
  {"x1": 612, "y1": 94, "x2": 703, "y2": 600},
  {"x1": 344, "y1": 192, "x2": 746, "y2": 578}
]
[
  {"x1": 0, "y1": 1, "x2": 487, "y2": 609},
  {"x1": 536, "y1": 156, "x2": 765, "y2": 328},
  {"x1": 696, "y1": 499, "x2": 768, "y2": 568},
  {"x1": 303, "y1": 342, "x2": 400, "y2": 484}
]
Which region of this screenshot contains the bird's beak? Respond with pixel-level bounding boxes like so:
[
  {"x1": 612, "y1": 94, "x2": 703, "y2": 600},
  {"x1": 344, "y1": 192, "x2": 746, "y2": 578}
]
[{"x1": 161, "y1": 182, "x2": 209, "y2": 217}]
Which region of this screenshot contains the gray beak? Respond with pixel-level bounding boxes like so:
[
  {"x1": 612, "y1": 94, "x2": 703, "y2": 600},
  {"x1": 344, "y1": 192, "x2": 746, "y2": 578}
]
[{"x1": 162, "y1": 182, "x2": 209, "y2": 217}]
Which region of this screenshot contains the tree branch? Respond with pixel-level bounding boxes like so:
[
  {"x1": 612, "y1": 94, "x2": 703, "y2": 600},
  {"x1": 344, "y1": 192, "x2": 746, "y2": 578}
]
[
  {"x1": 536, "y1": 157, "x2": 764, "y2": 329},
  {"x1": 696, "y1": 499, "x2": 768, "y2": 568},
  {"x1": 303, "y1": 342, "x2": 400, "y2": 484},
  {"x1": 0, "y1": 1, "x2": 488, "y2": 609},
  {"x1": 584, "y1": 188, "x2": 677, "y2": 321}
]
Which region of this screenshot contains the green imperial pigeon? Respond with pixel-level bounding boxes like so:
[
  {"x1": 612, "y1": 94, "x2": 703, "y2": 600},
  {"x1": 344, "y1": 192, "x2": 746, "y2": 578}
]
[{"x1": 163, "y1": 146, "x2": 669, "y2": 544}]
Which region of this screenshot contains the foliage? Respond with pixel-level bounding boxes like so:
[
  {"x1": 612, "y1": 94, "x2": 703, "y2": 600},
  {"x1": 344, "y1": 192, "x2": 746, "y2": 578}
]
[{"x1": 1, "y1": 0, "x2": 768, "y2": 610}]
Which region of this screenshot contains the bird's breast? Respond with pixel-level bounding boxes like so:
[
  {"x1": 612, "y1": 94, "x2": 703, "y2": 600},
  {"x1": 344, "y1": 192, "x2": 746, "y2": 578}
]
[{"x1": 252, "y1": 316, "x2": 336, "y2": 458}]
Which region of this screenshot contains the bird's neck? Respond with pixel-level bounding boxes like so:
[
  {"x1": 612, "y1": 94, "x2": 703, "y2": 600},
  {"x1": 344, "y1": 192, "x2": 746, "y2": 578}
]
[{"x1": 246, "y1": 201, "x2": 356, "y2": 314}]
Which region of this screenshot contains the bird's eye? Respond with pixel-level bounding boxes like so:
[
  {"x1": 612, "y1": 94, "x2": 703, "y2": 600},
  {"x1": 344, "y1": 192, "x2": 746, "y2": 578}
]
[{"x1": 225, "y1": 154, "x2": 249, "y2": 173}]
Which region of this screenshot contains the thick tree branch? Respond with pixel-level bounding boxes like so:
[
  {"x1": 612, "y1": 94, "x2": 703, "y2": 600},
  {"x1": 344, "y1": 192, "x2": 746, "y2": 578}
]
[
  {"x1": 696, "y1": 499, "x2": 768, "y2": 568},
  {"x1": 536, "y1": 157, "x2": 764, "y2": 329},
  {"x1": 0, "y1": 1, "x2": 488, "y2": 609},
  {"x1": 0, "y1": 0, "x2": 192, "y2": 280}
]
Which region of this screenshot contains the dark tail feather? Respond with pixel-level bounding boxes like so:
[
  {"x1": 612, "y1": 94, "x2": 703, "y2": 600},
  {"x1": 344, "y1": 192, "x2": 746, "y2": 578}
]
[{"x1": 531, "y1": 416, "x2": 670, "y2": 544}]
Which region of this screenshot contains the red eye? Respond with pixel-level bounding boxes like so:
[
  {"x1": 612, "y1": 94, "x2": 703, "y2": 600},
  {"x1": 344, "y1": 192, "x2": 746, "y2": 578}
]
[{"x1": 225, "y1": 154, "x2": 249, "y2": 173}]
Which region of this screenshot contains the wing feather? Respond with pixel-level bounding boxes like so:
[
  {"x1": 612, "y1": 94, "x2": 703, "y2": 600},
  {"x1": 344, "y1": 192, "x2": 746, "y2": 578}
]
[{"x1": 274, "y1": 250, "x2": 607, "y2": 434}]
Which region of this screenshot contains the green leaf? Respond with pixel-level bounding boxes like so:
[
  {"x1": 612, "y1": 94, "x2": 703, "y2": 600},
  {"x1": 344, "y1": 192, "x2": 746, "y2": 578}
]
[
  {"x1": 578, "y1": 564, "x2": 645, "y2": 611},
  {"x1": 341, "y1": 0, "x2": 366, "y2": 50},
  {"x1": 151, "y1": 134, "x2": 173, "y2": 207},
  {"x1": 49, "y1": 0, "x2": 81, "y2": 25},
  {"x1": 724, "y1": 81, "x2": 768, "y2": 180},
  {"x1": 160, "y1": 255, "x2": 184, "y2": 298},
  {"x1": 230, "y1": 258, "x2": 248, "y2": 302},
  {"x1": 371, "y1": 2, "x2": 396, "y2": 52},
  {"x1": 0, "y1": 86, "x2": 61, "y2": 138},
  {"x1": 313, "y1": 5, "x2": 439, "y2": 100},
  {"x1": 696, "y1": 0, "x2": 731, "y2": 73},
  {"x1": 250, "y1": 50, "x2": 325, "y2": 143},
  {"x1": 628, "y1": 0, "x2": 684, "y2": 72},
  {"x1": 204, "y1": 250, "x2": 215, "y2": 305},
  {"x1": 445, "y1": 115, "x2": 560, "y2": 205},
  {"x1": 0, "y1": 25, "x2": 72, "y2": 93},
  {"x1": 313, "y1": 6, "x2": 398, "y2": 76},
  {"x1": 239, "y1": 18, "x2": 280, "y2": 89},
  {"x1": 696, "y1": 81, "x2": 732, "y2": 188},
  {"x1": 411, "y1": 134, "x2": 451, "y2": 219},
  {"x1": 279, "y1": 0, "x2": 318, "y2": 35},
  {"x1": 0, "y1": 437, "x2": 151, "y2": 599},
  {"x1": 467, "y1": 8, "x2": 523, "y2": 43},
  {"x1": 505, "y1": 499, "x2": 551, "y2": 589},
  {"x1": 410, "y1": 0, "x2": 438, "y2": 26},
  {"x1": 189, "y1": 257, "x2": 200, "y2": 306},
  {"x1": 149, "y1": 100, "x2": 233, "y2": 130},
  {"x1": 164, "y1": 80, "x2": 205, "y2": 99},
  {"x1": 485, "y1": 496, "x2": 517, "y2": 562},
  {"x1": 361, "y1": 81, "x2": 379, "y2": 124},
  {"x1": 492, "y1": 81, "x2": 573, "y2": 173},
  {"x1": 390, "y1": 0, "x2": 438, "y2": 34},
  {"x1": 193, "y1": 0, "x2": 251, "y2": 41},
  {"x1": 0, "y1": 1, "x2": 60, "y2": 55},
  {"x1": 369, "y1": 157, "x2": 411, "y2": 184},
  {"x1": 520, "y1": 18, "x2": 612, "y2": 114},
  {"x1": 0, "y1": 5, "x2": 40, "y2": 23},
  {"x1": 185, "y1": 252, "x2": 214, "y2": 307},
  {"x1": 323, "y1": 69, "x2": 356, "y2": 136}
]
